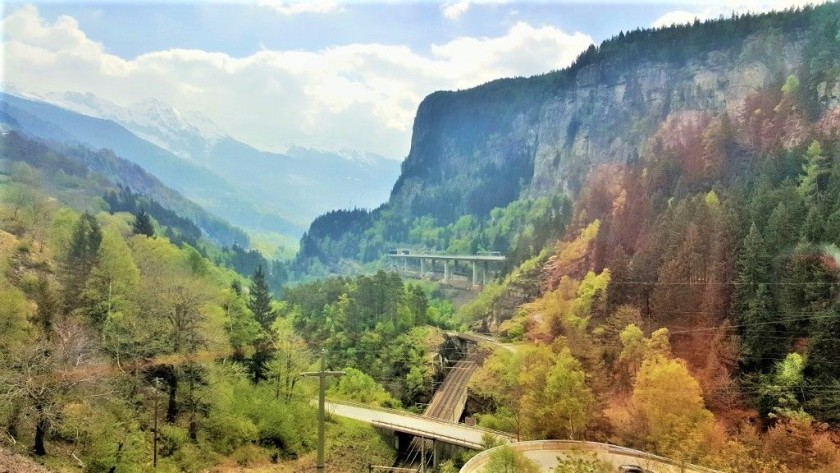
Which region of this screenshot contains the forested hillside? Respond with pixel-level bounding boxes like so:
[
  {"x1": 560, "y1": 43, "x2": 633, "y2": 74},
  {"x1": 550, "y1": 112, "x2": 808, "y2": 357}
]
[
  {"x1": 0, "y1": 93, "x2": 304, "y2": 238},
  {"x1": 4, "y1": 3, "x2": 840, "y2": 473},
  {"x1": 297, "y1": 3, "x2": 840, "y2": 275},
  {"x1": 294, "y1": 4, "x2": 840, "y2": 472},
  {"x1": 0, "y1": 132, "x2": 461, "y2": 470}
]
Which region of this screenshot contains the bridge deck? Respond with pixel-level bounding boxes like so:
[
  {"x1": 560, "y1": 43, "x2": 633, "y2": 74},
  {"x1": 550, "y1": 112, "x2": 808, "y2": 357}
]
[
  {"x1": 325, "y1": 401, "x2": 513, "y2": 449},
  {"x1": 388, "y1": 254, "x2": 505, "y2": 262}
]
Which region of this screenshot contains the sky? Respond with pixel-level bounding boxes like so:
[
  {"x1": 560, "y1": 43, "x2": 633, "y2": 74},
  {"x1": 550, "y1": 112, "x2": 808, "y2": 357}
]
[{"x1": 0, "y1": 0, "x2": 829, "y2": 159}]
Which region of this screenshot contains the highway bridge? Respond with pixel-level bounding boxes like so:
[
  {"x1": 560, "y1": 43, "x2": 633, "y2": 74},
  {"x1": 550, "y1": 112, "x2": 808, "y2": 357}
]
[
  {"x1": 460, "y1": 440, "x2": 722, "y2": 473},
  {"x1": 325, "y1": 401, "x2": 514, "y2": 450},
  {"x1": 387, "y1": 250, "x2": 505, "y2": 286},
  {"x1": 325, "y1": 333, "x2": 721, "y2": 473}
]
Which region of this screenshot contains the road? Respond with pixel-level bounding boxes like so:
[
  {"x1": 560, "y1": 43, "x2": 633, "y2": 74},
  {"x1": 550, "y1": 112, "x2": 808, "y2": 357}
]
[
  {"x1": 324, "y1": 401, "x2": 514, "y2": 449},
  {"x1": 459, "y1": 440, "x2": 722, "y2": 473},
  {"x1": 448, "y1": 331, "x2": 519, "y2": 353}
]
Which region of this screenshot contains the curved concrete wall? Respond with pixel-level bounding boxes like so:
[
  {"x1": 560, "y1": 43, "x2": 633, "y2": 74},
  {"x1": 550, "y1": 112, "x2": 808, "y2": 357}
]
[{"x1": 459, "y1": 440, "x2": 721, "y2": 473}]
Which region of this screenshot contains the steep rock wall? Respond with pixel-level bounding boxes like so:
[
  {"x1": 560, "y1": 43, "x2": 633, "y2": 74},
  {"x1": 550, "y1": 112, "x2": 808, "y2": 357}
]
[{"x1": 389, "y1": 25, "x2": 816, "y2": 219}]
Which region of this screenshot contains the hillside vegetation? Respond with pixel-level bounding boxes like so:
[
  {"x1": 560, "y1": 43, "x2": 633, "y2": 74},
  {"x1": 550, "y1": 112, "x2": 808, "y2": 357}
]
[
  {"x1": 295, "y1": 4, "x2": 840, "y2": 472},
  {"x1": 0, "y1": 134, "x2": 464, "y2": 471}
]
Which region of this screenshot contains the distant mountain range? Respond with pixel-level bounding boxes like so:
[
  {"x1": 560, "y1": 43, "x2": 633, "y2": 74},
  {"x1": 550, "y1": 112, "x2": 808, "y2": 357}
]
[{"x1": 0, "y1": 91, "x2": 401, "y2": 240}]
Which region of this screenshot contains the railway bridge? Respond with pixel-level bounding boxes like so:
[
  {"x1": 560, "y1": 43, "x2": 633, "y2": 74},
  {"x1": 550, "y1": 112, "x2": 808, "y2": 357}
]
[{"x1": 325, "y1": 332, "x2": 720, "y2": 473}]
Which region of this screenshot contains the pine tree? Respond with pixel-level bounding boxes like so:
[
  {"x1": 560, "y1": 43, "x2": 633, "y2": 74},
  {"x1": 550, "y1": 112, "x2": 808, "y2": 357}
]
[
  {"x1": 248, "y1": 265, "x2": 276, "y2": 331},
  {"x1": 61, "y1": 213, "x2": 102, "y2": 313},
  {"x1": 248, "y1": 266, "x2": 276, "y2": 382},
  {"x1": 733, "y1": 223, "x2": 783, "y2": 370},
  {"x1": 132, "y1": 208, "x2": 155, "y2": 237},
  {"x1": 733, "y1": 223, "x2": 771, "y2": 317},
  {"x1": 798, "y1": 140, "x2": 828, "y2": 205}
]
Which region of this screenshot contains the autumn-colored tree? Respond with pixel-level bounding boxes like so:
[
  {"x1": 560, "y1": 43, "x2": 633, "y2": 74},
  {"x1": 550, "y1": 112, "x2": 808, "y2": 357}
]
[{"x1": 631, "y1": 330, "x2": 714, "y2": 461}]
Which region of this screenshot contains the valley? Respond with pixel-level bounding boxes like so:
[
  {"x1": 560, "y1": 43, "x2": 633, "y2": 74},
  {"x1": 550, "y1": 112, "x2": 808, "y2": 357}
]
[{"x1": 3, "y1": 2, "x2": 840, "y2": 473}]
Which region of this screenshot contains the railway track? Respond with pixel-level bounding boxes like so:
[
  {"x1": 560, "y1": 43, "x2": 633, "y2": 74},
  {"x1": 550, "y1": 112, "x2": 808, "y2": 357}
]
[{"x1": 423, "y1": 352, "x2": 480, "y2": 422}]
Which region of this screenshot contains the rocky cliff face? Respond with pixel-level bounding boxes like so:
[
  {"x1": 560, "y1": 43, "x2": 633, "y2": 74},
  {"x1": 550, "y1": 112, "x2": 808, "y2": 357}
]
[
  {"x1": 388, "y1": 8, "x2": 836, "y2": 220},
  {"x1": 528, "y1": 32, "x2": 806, "y2": 197}
]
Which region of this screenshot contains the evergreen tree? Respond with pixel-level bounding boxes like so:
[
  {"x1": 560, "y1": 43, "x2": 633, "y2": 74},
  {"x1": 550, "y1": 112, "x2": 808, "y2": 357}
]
[
  {"x1": 61, "y1": 212, "x2": 102, "y2": 313},
  {"x1": 733, "y1": 223, "x2": 785, "y2": 370},
  {"x1": 248, "y1": 265, "x2": 276, "y2": 331},
  {"x1": 798, "y1": 140, "x2": 828, "y2": 205},
  {"x1": 248, "y1": 265, "x2": 276, "y2": 382},
  {"x1": 801, "y1": 205, "x2": 826, "y2": 242},
  {"x1": 765, "y1": 202, "x2": 799, "y2": 251},
  {"x1": 132, "y1": 208, "x2": 155, "y2": 237}
]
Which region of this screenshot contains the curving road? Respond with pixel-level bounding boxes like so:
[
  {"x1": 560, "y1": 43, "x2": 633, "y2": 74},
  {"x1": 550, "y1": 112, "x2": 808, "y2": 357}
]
[{"x1": 459, "y1": 440, "x2": 722, "y2": 473}]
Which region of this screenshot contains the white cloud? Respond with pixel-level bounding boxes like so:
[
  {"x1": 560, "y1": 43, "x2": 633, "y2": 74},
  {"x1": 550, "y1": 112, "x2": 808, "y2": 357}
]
[
  {"x1": 441, "y1": 0, "x2": 509, "y2": 21},
  {"x1": 2, "y1": 5, "x2": 591, "y2": 158},
  {"x1": 442, "y1": 0, "x2": 472, "y2": 20},
  {"x1": 258, "y1": 1, "x2": 341, "y2": 16},
  {"x1": 652, "y1": 0, "x2": 829, "y2": 28}
]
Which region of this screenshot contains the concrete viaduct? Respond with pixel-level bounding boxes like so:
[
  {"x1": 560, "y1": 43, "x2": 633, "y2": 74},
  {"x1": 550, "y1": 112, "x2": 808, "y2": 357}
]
[{"x1": 387, "y1": 251, "x2": 505, "y2": 286}]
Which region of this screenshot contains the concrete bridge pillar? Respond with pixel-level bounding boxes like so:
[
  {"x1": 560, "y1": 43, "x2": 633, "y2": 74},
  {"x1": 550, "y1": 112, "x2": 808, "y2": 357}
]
[
  {"x1": 443, "y1": 260, "x2": 450, "y2": 282},
  {"x1": 420, "y1": 258, "x2": 425, "y2": 278},
  {"x1": 471, "y1": 261, "x2": 478, "y2": 286},
  {"x1": 403, "y1": 258, "x2": 407, "y2": 273}
]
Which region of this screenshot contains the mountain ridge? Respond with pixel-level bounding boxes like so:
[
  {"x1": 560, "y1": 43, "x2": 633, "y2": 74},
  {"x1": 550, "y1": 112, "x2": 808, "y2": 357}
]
[{"x1": 1, "y1": 90, "x2": 401, "y2": 232}]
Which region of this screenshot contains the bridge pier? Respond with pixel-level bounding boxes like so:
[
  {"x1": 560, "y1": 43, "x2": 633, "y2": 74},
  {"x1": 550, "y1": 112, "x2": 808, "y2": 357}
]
[{"x1": 387, "y1": 252, "x2": 505, "y2": 287}]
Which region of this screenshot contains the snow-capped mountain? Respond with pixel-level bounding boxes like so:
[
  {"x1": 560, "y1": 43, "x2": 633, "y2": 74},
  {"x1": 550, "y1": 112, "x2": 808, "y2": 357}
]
[
  {"x1": 3, "y1": 90, "x2": 401, "y2": 233},
  {"x1": 40, "y1": 91, "x2": 224, "y2": 160}
]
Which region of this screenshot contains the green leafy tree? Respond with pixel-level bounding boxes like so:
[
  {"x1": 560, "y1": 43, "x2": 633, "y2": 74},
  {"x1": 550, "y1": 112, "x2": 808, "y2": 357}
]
[
  {"x1": 484, "y1": 445, "x2": 541, "y2": 473},
  {"x1": 758, "y1": 353, "x2": 810, "y2": 421},
  {"x1": 541, "y1": 348, "x2": 593, "y2": 439},
  {"x1": 81, "y1": 226, "x2": 140, "y2": 326},
  {"x1": 327, "y1": 367, "x2": 398, "y2": 407},
  {"x1": 553, "y1": 455, "x2": 612, "y2": 473},
  {"x1": 267, "y1": 317, "x2": 310, "y2": 402}
]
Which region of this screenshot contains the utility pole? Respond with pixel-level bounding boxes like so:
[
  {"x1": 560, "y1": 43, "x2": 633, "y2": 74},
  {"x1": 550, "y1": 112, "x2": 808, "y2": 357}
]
[
  {"x1": 301, "y1": 351, "x2": 344, "y2": 473},
  {"x1": 153, "y1": 394, "x2": 158, "y2": 468},
  {"x1": 151, "y1": 378, "x2": 162, "y2": 468}
]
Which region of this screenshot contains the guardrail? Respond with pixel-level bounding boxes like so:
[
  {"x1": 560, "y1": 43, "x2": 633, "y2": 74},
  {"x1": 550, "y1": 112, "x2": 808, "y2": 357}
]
[
  {"x1": 325, "y1": 399, "x2": 514, "y2": 440},
  {"x1": 371, "y1": 420, "x2": 488, "y2": 450},
  {"x1": 459, "y1": 440, "x2": 722, "y2": 473}
]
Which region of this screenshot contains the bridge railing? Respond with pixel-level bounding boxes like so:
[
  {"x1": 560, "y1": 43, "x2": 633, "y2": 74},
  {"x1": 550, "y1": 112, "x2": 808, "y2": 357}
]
[
  {"x1": 459, "y1": 440, "x2": 722, "y2": 473},
  {"x1": 371, "y1": 420, "x2": 493, "y2": 450},
  {"x1": 325, "y1": 399, "x2": 515, "y2": 440}
]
